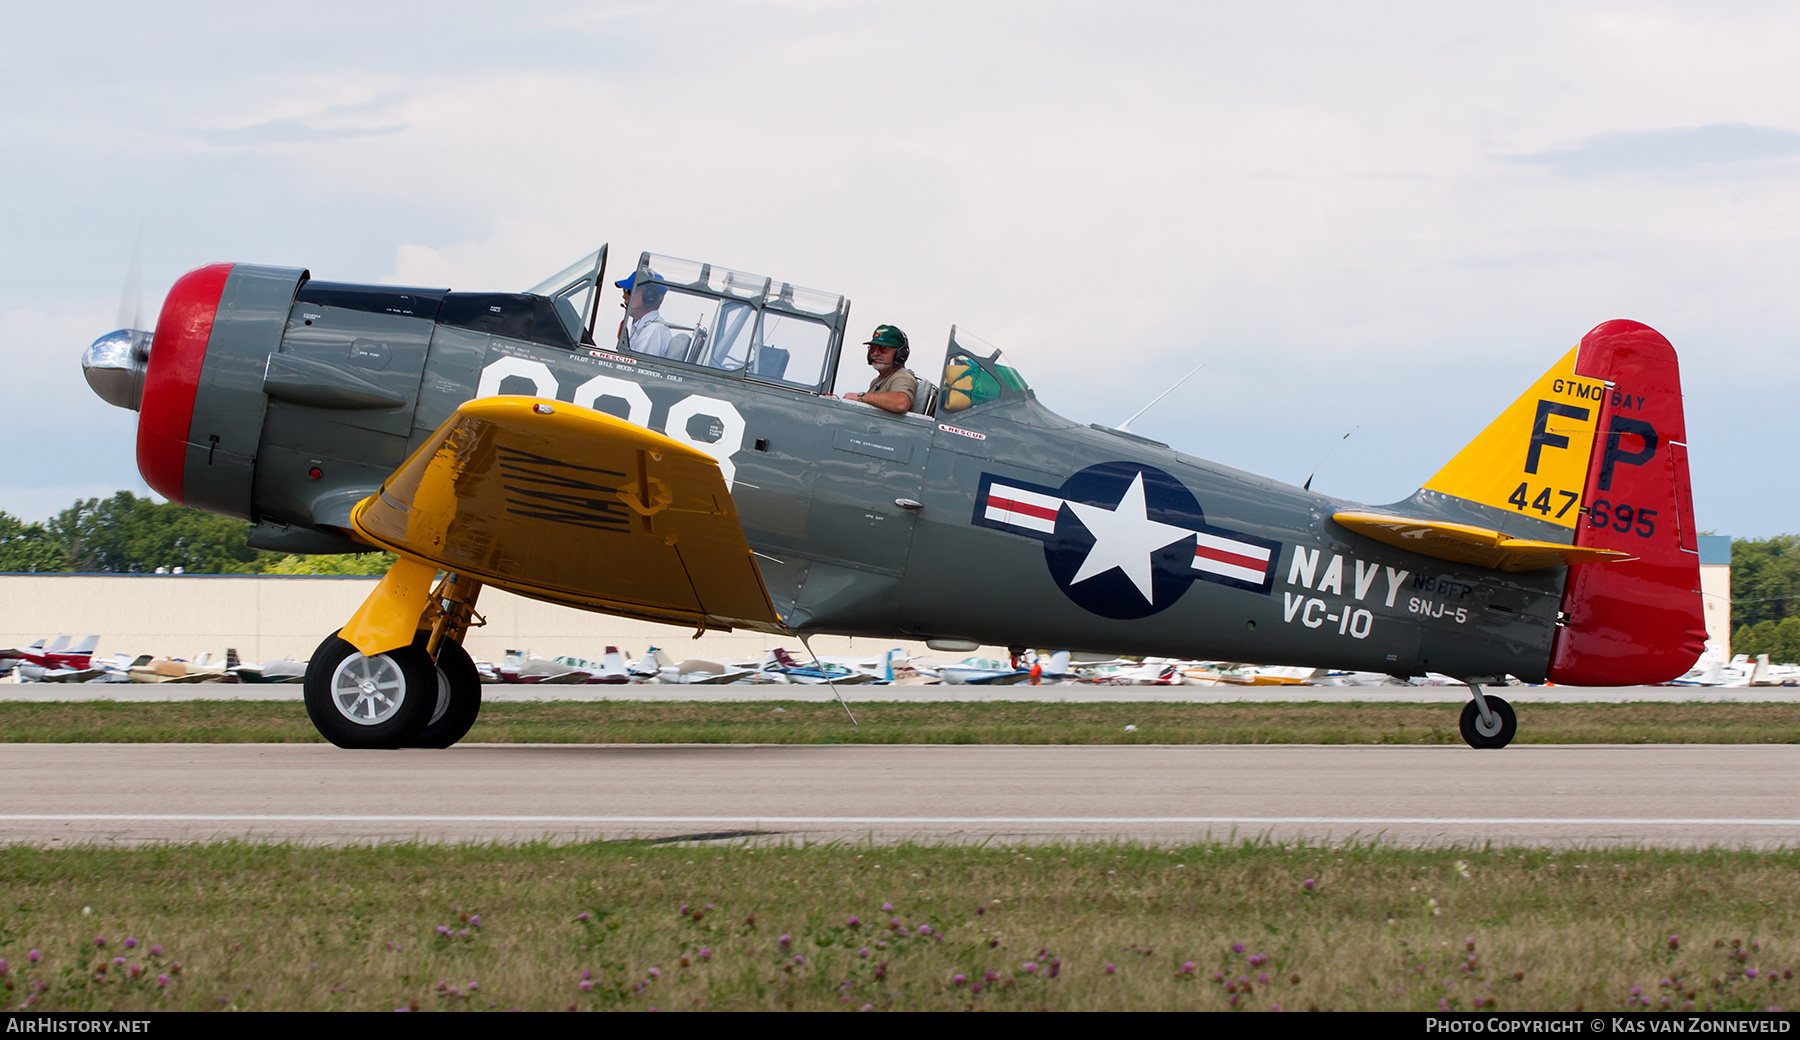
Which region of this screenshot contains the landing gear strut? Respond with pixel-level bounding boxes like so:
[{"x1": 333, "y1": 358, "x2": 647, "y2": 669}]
[
  {"x1": 302, "y1": 568, "x2": 486, "y2": 749},
  {"x1": 1458, "y1": 681, "x2": 1516, "y2": 749},
  {"x1": 407, "y1": 571, "x2": 485, "y2": 748}
]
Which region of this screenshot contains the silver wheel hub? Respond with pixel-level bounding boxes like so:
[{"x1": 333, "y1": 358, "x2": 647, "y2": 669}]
[
  {"x1": 1474, "y1": 709, "x2": 1503, "y2": 737},
  {"x1": 329, "y1": 652, "x2": 407, "y2": 726}
]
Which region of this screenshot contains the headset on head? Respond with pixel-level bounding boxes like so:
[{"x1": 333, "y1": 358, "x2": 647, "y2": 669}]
[{"x1": 868, "y1": 326, "x2": 910, "y2": 366}]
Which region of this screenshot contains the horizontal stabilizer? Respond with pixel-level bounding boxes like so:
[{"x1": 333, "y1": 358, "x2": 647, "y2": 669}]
[{"x1": 1332, "y1": 510, "x2": 1633, "y2": 572}]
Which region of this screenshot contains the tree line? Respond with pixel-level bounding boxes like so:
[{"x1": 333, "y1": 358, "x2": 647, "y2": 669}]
[
  {"x1": 1730, "y1": 535, "x2": 1800, "y2": 663},
  {"x1": 0, "y1": 492, "x2": 392, "y2": 576}
]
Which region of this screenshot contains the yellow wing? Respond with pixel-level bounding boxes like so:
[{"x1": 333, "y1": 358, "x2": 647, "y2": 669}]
[
  {"x1": 1332, "y1": 510, "x2": 1633, "y2": 572},
  {"x1": 345, "y1": 396, "x2": 784, "y2": 653}
]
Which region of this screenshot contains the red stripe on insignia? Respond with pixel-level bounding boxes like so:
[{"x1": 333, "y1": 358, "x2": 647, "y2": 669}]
[
  {"x1": 1194, "y1": 544, "x2": 1267, "y2": 573},
  {"x1": 988, "y1": 495, "x2": 1059, "y2": 523}
]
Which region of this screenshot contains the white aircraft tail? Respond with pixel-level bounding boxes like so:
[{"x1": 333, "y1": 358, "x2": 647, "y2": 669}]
[{"x1": 69, "y1": 635, "x2": 100, "y2": 655}]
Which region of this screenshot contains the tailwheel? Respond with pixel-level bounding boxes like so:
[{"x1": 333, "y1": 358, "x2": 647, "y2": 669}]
[
  {"x1": 1458, "y1": 693, "x2": 1517, "y2": 749},
  {"x1": 407, "y1": 637, "x2": 482, "y2": 749},
  {"x1": 303, "y1": 631, "x2": 437, "y2": 749}
]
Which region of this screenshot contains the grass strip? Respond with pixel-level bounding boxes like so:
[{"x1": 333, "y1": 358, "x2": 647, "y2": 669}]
[
  {"x1": 0, "y1": 840, "x2": 1794, "y2": 1011},
  {"x1": 0, "y1": 699, "x2": 1797, "y2": 744}
]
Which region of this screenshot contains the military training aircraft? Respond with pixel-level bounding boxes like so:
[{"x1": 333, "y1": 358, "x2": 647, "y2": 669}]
[{"x1": 81, "y1": 245, "x2": 1706, "y2": 750}]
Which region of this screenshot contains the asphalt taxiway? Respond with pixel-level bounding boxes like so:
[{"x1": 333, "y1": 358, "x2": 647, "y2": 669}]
[{"x1": 2, "y1": 743, "x2": 1795, "y2": 848}]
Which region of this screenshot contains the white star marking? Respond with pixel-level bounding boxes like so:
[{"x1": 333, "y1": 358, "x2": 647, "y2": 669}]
[{"x1": 1063, "y1": 472, "x2": 1196, "y2": 603}]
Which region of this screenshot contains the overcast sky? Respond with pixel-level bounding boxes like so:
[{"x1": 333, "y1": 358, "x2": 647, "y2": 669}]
[{"x1": 4, "y1": 1, "x2": 1796, "y2": 536}]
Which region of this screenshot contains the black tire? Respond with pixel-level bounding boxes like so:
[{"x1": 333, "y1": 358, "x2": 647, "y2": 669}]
[
  {"x1": 1458, "y1": 695, "x2": 1517, "y2": 749},
  {"x1": 407, "y1": 638, "x2": 482, "y2": 749},
  {"x1": 303, "y1": 631, "x2": 437, "y2": 749}
]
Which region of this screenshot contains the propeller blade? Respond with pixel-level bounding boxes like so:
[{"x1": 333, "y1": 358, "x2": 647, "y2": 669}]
[{"x1": 115, "y1": 230, "x2": 143, "y2": 331}]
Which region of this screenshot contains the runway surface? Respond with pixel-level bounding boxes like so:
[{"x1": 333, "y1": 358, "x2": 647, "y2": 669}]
[{"x1": 2, "y1": 743, "x2": 1796, "y2": 848}]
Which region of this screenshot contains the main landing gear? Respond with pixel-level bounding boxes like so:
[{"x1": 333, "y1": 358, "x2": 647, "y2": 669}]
[
  {"x1": 1458, "y1": 681, "x2": 1517, "y2": 749},
  {"x1": 302, "y1": 571, "x2": 486, "y2": 749}
]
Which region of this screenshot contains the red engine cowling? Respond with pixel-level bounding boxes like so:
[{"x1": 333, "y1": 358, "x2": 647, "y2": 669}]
[{"x1": 137, "y1": 263, "x2": 233, "y2": 503}]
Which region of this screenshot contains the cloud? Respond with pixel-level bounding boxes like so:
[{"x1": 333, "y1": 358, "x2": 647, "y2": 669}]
[
  {"x1": 1502, "y1": 123, "x2": 1800, "y2": 178},
  {"x1": 201, "y1": 118, "x2": 408, "y2": 146}
]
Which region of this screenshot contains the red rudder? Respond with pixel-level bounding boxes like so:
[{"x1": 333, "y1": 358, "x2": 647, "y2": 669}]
[{"x1": 1547, "y1": 320, "x2": 1706, "y2": 685}]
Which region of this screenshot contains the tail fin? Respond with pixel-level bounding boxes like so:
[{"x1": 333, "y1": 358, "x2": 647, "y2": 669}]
[
  {"x1": 1546, "y1": 321, "x2": 1704, "y2": 683},
  {"x1": 1423, "y1": 346, "x2": 1606, "y2": 531},
  {"x1": 1425, "y1": 321, "x2": 1705, "y2": 683}
]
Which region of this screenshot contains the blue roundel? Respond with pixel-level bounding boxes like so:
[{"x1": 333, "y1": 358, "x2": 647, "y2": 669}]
[
  {"x1": 1043, "y1": 461, "x2": 1207, "y2": 620},
  {"x1": 971, "y1": 461, "x2": 1280, "y2": 620}
]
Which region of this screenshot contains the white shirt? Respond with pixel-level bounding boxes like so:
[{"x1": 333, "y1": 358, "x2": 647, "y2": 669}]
[{"x1": 629, "y1": 310, "x2": 677, "y2": 359}]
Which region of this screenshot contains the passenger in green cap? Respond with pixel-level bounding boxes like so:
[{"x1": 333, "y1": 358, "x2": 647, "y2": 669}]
[{"x1": 842, "y1": 324, "x2": 919, "y2": 414}]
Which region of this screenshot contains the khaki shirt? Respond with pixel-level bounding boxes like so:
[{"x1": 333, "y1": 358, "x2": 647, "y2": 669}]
[{"x1": 867, "y1": 366, "x2": 919, "y2": 404}]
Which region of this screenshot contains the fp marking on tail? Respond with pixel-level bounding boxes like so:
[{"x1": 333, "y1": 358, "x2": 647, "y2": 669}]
[{"x1": 1426, "y1": 346, "x2": 1604, "y2": 528}]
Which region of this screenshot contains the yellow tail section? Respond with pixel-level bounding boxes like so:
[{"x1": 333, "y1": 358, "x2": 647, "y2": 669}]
[{"x1": 1423, "y1": 346, "x2": 1607, "y2": 529}]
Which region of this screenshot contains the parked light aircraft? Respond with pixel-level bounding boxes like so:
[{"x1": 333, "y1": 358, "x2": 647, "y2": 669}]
[
  {"x1": 0, "y1": 635, "x2": 99, "y2": 674},
  {"x1": 81, "y1": 246, "x2": 1707, "y2": 748}
]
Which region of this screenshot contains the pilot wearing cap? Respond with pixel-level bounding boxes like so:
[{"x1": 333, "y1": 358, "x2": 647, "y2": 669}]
[
  {"x1": 843, "y1": 324, "x2": 919, "y2": 414},
  {"x1": 616, "y1": 270, "x2": 677, "y2": 359}
]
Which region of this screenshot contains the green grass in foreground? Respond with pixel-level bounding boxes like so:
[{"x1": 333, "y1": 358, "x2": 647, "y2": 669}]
[
  {"x1": 0, "y1": 841, "x2": 1794, "y2": 1012},
  {"x1": 1, "y1": 699, "x2": 1798, "y2": 744}
]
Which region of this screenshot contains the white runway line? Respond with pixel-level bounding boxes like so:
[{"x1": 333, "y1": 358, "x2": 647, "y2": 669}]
[{"x1": 2, "y1": 814, "x2": 1797, "y2": 827}]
